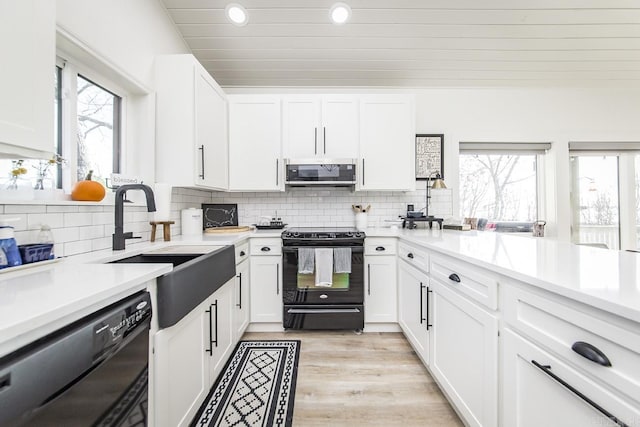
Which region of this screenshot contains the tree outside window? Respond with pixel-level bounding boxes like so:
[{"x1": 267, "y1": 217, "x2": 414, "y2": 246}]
[{"x1": 459, "y1": 154, "x2": 537, "y2": 222}]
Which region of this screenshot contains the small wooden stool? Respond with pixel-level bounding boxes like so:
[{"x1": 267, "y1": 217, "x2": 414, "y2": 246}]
[{"x1": 150, "y1": 221, "x2": 175, "y2": 242}]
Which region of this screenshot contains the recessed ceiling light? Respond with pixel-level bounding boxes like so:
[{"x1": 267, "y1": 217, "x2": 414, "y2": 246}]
[
  {"x1": 330, "y1": 2, "x2": 351, "y2": 25},
  {"x1": 225, "y1": 3, "x2": 248, "y2": 26}
]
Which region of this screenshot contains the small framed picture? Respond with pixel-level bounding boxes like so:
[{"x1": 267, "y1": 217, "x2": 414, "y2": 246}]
[{"x1": 415, "y1": 134, "x2": 444, "y2": 180}]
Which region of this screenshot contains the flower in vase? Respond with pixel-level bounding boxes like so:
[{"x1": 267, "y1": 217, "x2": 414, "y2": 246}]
[
  {"x1": 33, "y1": 154, "x2": 66, "y2": 190},
  {"x1": 6, "y1": 160, "x2": 28, "y2": 189}
]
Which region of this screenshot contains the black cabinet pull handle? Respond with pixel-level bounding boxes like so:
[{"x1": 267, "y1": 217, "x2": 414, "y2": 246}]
[
  {"x1": 419, "y1": 282, "x2": 424, "y2": 324},
  {"x1": 275, "y1": 159, "x2": 279, "y2": 186},
  {"x1": 362, "y1": 158, "x2": 365, "y2": 186},
  {"x1": 426, "y1": 287, "x2": 433, "y2": 330},
  {"x1": 198, "y1": 145, "x2": 205, "y2": 180},
  {"x1": 531, "y1": 360, "x2": 627, "y2": 426},
  {"x1": 276, "y1": 263, "x2": 280, "y2": 295},
  {"x1": 314, "y1": 127, "x2": 318, "y2": 154},
  {"x1": 239, "y1": 250, "x2": 246, "y2": 257},
  {"x1": 237, "y1": 273, "x2": 242, "y2": 309},
  {"x1": 375, "y1": 246, "x2": 385, "y2": 251},
  {"x1": 572, "y1": 341, "x2": 612, "y2": 367},
  {"x1": 367, "y1": 264, "x2": 371, "y2": 295},
  {"x1": 205, "y1": 304, "x2": 213, "y2": 355},
  {"x1": 212, "y1": 300, "x2": 218, "y2": 348},
  {"x1": 407, "y1": 253, "x2": 414, "y2": 259},
  {"x1": 448, "y1": 273, "x2": 461, "y2": 283},
  {"x1": 261, "y1": 246, "x2": 271, "y2": 252}
]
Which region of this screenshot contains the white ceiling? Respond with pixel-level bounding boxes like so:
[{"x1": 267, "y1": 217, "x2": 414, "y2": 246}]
[{"x1": 160, "y1": 0, "x2": 640, "y2": 88}]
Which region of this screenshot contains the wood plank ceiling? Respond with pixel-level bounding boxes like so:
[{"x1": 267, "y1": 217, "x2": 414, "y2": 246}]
[{"x1": 160, "y1": 0, "x2": 640, "y2": 87}]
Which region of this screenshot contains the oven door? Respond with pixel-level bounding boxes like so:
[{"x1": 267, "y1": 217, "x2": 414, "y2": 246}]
[{"x1": 282, "y1": 246, "x2": 364, "y2": 305}]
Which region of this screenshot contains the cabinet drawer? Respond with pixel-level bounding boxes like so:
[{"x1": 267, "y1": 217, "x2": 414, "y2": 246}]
[
  {"x1": 365, "y1": 238, "x2": 397, "y2": 256},
  {"x1": 430, "y1": 256, "x2": 498, "y2": 311},
  {"x1": 250, "y1": 238, "x2": 282, "y2": 256},
  {"x1": 503, "y1": 284, "x2": 640, "y2": 404},
  {"x1": 235, "y1": 242, "x2": 249, "y2": 264},
  {"x1": 398, "y1": 243, "x2": 429, "y2": 273}
]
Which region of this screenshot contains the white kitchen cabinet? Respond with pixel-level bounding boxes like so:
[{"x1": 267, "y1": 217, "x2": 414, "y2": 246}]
[
  {"x1": 502, "y1": 328, "x2": 640, "y2": 427},
  {"x1": 155, "y1": 54, "x2": 227, "y2": 190},
  {"x1": 364, "y1": 238, "x2": 397, "y2": 324},
  {"x1": 0, "y1": 0, "x2": 55, "y2": 158},
  {"x1": 283, "y1": 95, "x2": 359, "y2": 159},
  {"x1": 359, "y1": 95, "x2": 415, "y2": 191},
  {"x1": 397, "y1": 259, "x2": 431, "y2": 365},
  {"x1": 249, "y1": 238, "x2": 283, "y2": 323},
  {"x1": 232, "y1": 258, "x2": 250, "y2": 341},
  {"x1": 430, "y1": 278, "x2": 498, "y2": 427},
  {"x1": 152, "y1": 279, "x2": 235, "y2": 427},
  {"x1": 228, "y1": 95, "x2": 282, "y2": 191}
]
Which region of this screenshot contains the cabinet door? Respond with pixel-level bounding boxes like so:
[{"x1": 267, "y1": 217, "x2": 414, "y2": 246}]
[
  {"x1": 321, "y1": 96, "x2": 359, "y2": 158},
  {"x1": 283, "y1": 97, "x2": 320, "y2": 158},
  {"x1": 359, "y1": 96, "x2": 415, "y2": 191},
  {"x1": 228, "y1": 96, "x2": 283, "y2": 191},
  {"x1": 430, "y1": 280, "x2": 498, "y2": 427},
  {"x1": 365, "y1": 256, "x2": 397, "y2": 323},
  {"x1": 233, "y1": 259, "x2": 250, "y2": 341},
  {"x1": 0, "y1": 0, "x2": 55, "y2": 157},
  {"x1": 195, "y1": 70, "x2": 227, "y2": 190},
  {"x1": 208, "y1": 281, "x2": 234, "y2": 382},
  {"x1": 153, "y1": 300, "x2": 209, "y2": 427},
  {"x1": 503, "y1": 328, "x2": 640, "y2": 427},
  {"x1": 249, "y1": 256, "x2": 283, "y2": 323},
  {"x1": 397, "y1": 260, "x2": 430, "y2": 364}
]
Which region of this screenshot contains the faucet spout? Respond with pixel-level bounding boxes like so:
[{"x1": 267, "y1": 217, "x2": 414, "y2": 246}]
[{"x1": 113, "y1": 184, "x2": 156, "y2": 250}]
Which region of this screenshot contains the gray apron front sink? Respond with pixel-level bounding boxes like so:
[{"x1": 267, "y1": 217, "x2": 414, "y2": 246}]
[{"x1": 111, "y1": 245, "x2": 236, "y2": 328}]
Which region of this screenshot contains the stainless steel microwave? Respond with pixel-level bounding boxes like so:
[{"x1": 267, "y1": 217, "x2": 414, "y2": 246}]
[{"x1": 285, "y1": 159, "x2": 357, "y2": 186}]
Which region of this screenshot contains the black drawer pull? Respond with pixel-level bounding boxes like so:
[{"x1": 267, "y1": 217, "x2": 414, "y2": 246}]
[
  {"x1": 532, "y1": 360, "x2": 627, "y2": 426},
  {"x1": 407, "y1": 253, "x2": 414, "y2": 259},
  {"x1": 239, "y1": 250, "x2": 246, "y2": 256},
  {"x1": 261, "y1": 247, "x2": 271, "y2": 252},
  {"x1": 375, "y1": 246, "x2": 385, "y2": 251},
  {"x1": 572, "y1": 341, "x2": 612, "y2": 367},
  {"x1": 448, "y1": 273, "x2": 461, "y2": 283}
]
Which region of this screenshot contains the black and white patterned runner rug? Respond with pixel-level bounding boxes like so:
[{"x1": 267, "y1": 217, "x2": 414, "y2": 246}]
[{"x1": 191, "y1": 340, "x2": 300, "y2": 427}]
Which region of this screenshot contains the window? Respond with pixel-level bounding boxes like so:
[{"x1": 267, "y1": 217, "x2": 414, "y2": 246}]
[
  {"x1": 569, "y1": 142, "x2": 640, "y2": 251},
  {"x1": 76, "y1": 75, "x2": 121, "y2": 183},
  {"x1": 1, "y1": 62, "x2": 122, "y2": 193},
  {"x1": 459, "y1": 142, "x2": 548, "y2": 224}
]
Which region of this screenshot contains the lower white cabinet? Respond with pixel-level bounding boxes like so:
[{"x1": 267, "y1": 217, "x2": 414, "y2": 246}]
[
  {"x1": 249, "y1": 255, "x2": 282, "y2": 323},
  {"x1": 397, "y1": 259, "x2": 431, "y2": 365},
  {"x1": 502, "y1": 328, "x2": 640, "y2": 427},
  {"x1": 430, "y1": 279, "x2": 498, "y2": 427},
  {"x1": 364, "y1": 255, "x2": 397, "y2": 323},
  {"x1": 152, "y1": 279, "x2": 234, "y2": 427},
  {"x1": 232, "y1": 258, "x2": 250, "y2": 340}
]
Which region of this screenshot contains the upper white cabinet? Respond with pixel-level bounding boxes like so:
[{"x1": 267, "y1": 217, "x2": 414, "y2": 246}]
[
  {"x1": 0, "y1": 0, "x2": 55, "y2": 158},
  {"x1": 228, "y1": 95, "x2": 283, "y2": 191},
  {"x1": 283, "y1": 96, "x2": 358, "y2": 159},
  {"x1": 358, "y1": 95, "x2": 415, "y2": 191},
  {"x1": 155, "y1": 55, "x2": 227, "y2": 190}
]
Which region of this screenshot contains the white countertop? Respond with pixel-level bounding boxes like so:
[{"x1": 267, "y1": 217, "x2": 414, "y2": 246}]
[
  {"x1": 366, "y1": 227, "x2": 640, "y2": 323},
  {"x1": 2, "y1": 226, "x2": 639, "y2": 358}
]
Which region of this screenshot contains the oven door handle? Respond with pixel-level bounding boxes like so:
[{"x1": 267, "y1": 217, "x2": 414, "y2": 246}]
[
  {"x1": 287, "y1": 308, "x2": 361, "y2": 314},
  {"x1": 283, "y1": 246, "x2": 364, "y2": 253}
]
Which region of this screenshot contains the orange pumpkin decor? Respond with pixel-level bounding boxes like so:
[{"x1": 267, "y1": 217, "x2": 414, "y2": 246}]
[{"x1": 71, "y1": 170, "x2": 106, "y2": 201}]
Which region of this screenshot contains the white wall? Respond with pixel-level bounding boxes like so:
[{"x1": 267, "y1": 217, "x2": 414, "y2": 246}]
[{"x1": 56, "y1": 0, "x2": 189, "y2": 88}]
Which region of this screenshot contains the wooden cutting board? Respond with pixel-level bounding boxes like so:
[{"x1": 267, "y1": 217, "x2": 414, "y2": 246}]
[{"x1": 204, "y1": 225, "x2": 252, "y2": 234}]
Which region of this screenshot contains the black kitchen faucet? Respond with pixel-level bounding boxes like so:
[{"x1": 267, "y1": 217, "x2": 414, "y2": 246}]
[{"x1": 112, "y1": 184, "x2": 156, "y2": 250}]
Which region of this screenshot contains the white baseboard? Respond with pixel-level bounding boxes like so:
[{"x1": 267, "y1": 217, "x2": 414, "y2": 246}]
[
  {"x1": 246, "y1": 322, "x2": 401, "y2": 333},
  {"x1": 246, "y1": 323, "x2": 285, "y2": 332}
]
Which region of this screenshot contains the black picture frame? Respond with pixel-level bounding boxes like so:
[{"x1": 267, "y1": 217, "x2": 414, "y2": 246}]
[
  {"x1": 202, "y1": 203, "x2": 239, "y2": 229},
  {"x1": 415, "y1": 134, "x2": 444, "y2": 180}
]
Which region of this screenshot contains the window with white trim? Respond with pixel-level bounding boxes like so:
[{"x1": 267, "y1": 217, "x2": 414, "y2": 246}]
[
  {"x1": 459, "y1": 142, "x2": 549, "y2": 226},
  {"x1": 569, "y1": 142, "x2": 640, "y2": 251},
  {"x1": 1, "y1": 60, "x2": 122, "y2": 193}
]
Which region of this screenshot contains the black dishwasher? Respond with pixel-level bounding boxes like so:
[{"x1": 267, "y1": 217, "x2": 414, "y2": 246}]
[{"x1": 0, "y1": 291, "x2": 152, "y2": 427}]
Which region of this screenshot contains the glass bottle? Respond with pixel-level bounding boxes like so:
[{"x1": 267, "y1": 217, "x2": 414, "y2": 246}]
[{"x1": 37, "y1": 224, "x2": 55, "y2": 259}]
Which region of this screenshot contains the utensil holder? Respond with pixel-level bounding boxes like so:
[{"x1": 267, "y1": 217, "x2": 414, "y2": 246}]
[{"x1": 355, "y1": 212, "x2": 368, "y2": 231}]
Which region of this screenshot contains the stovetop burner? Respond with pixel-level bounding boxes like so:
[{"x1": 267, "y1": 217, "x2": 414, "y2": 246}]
[{"x1": 281, "y1": 227, "x2": 365, "y2": 241}]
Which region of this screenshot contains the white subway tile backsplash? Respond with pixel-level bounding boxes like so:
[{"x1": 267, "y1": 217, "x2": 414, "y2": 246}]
[
  {"x1": 64, "y1": 212, "x2": 93, "y2": 227},
  {"x1": 46, "y1": 205, "x2": 79, "y2": 213},
  {"x1": 27, "y1": 213, "x2": 64, "y2": 229},
  {"x1": 78, "y1": 225, "x2": 104, "y2": 240},
  {"x1": 4, "y1": 205, "x2": 46, "y2": 214}
]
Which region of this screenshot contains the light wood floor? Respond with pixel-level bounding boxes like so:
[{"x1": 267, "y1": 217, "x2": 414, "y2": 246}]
[{"x1": 242, "y1": 331, "x2": 463, "y2": 427}]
